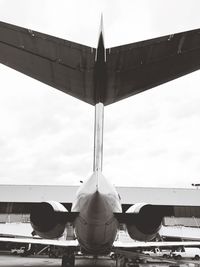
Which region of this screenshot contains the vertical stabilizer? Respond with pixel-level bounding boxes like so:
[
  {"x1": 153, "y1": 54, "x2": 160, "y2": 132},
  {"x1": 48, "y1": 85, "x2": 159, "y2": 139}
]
[
  {"x1": 96, "y1": 14, "x2": 105, "y2": 62},
  {"x1": 99, "y1": 13, "x2": 104, "y2": 43},
  {"x1": 92, "y1": 15, "x2": 106, "y2": 190},
  {"x1": 93, "y1": 103, "x2": 104, "y2": 173}
]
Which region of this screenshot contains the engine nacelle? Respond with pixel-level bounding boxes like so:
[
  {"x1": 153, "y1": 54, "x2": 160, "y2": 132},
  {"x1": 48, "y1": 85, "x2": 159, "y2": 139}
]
[
  {"x1": 30, "y1": 201, "x2": 68, "y2": 239},
  {"x1": 125, "y1": 203, "x2": 163, "y2": 241}
]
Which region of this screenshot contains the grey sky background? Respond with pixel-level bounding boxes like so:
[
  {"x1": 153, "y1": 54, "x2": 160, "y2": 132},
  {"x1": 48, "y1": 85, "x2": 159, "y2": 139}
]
[{"x1": 0, "y1": 0, "x2": 200, "y2": 187}]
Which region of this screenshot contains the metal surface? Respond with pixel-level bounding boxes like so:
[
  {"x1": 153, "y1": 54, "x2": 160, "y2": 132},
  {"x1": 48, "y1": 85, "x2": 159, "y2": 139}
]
[
  {"x1": 93, "y1": 103, "x2": 104, "y2": 172},
  {"x1": 0, "y1": 21, "x2": 200, "y2": 106},
  {"x1": 0, "y1": 21, "x2": 96, "y2": 105},
  {"x1": 105, "y1": 28, "x2": 200, "y2": 105}
]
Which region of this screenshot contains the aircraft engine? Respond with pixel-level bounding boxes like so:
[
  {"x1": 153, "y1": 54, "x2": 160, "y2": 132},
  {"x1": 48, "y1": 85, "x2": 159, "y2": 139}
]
[
  {"x1": 30, "y1": 201, "x2": 68, "y2": 239},
  {"x1": 125, "y1": 203, "x2": 163, "y2": 241}
]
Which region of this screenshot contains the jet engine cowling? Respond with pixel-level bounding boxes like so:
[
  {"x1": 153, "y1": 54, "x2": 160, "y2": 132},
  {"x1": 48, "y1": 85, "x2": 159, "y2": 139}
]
[
  {"x1": 30, "y1": 201, "x2": 68, "y2": 239},
  {"x1": 125, "y1": 203, "x2": 163, "y2": 241}
]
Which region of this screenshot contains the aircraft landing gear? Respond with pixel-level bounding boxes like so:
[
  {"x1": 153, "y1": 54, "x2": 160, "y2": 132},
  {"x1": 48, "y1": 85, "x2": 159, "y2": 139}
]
[{"x1": 61, "y1": 250, "x2": 75, "y2": 267}]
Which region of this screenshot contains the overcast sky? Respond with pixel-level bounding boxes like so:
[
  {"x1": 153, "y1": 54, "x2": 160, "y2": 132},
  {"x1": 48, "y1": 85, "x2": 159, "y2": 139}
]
[{"x1": 0, "y1": 0, "x2": 200, "y2": 188}]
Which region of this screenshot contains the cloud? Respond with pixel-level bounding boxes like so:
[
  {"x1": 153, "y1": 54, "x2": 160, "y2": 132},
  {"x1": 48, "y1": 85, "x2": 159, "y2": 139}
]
[
  {"x1": 0, "y1": 0, "x2": 200, "y2": 188},
  {"x1": 104, "y1": 70, "x2": 200, "y2": 188}
]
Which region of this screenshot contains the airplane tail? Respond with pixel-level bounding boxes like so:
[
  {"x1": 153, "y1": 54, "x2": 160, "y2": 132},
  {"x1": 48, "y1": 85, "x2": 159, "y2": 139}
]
[
  {"x1": 0, "y1": 18, "x2": 200, "y2": 179},
  {"x1": 93, "y1": 103, "x2": 104, "y2": 174},
  {"x1": 0, "y1": 20, "x2": 199, "y2": 106}
]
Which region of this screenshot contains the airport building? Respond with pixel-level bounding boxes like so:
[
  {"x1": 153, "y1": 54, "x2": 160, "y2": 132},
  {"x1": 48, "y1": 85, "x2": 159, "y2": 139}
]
[
  {"x1": 0, "y1": 185, "x2": 200, "y2": 241},
  {"x1": 0, "y1": 184, "x2": 200, "y2": 206}
]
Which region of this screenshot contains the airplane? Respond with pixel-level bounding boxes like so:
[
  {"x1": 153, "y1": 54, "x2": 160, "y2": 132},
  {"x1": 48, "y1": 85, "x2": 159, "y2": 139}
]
[{"x1": 0, "y1": 16, "x2": 200, "y2": 266}]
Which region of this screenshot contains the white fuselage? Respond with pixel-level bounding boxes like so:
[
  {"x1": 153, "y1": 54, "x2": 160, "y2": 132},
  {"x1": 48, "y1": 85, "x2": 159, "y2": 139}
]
[{"x1": 71, "y1": 172, "x2": 122, "y2": 254}]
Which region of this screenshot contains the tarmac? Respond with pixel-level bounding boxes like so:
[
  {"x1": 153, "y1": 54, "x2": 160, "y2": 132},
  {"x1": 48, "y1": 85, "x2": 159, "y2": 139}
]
[
  {"x1": 0, "y1": 253, "x2": 200, "y2": 267},
  {"x1": 0, "y1": 254, "x2": 115, "y2": 267}
]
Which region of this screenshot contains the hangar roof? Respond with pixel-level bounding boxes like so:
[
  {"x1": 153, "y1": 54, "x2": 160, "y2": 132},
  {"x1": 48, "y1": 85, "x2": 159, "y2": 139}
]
[{"x1": 0, "y1": 184, "x2": 199, "y2": 206}]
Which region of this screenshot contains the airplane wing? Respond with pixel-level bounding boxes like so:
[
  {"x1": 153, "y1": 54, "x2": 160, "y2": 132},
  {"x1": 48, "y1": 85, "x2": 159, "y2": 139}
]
[
  {"x1": 105, "y1": 28, "x2": 200, "y2": 105},
  {"x1": 0, "y1": 21, "x2": 200, "y2": 105},
  {"x1": 0, "y1": 236, "x2": 78, "y2": 247},
  {"x1": 1, "y1": 235, "x2": 200, "y2": 250},
  {"x1": 114, "y1": 240, "x2": 200, "y2": 249},
  {"x1": 0, "y1": 21, "x2": 96, "y2": 105}
]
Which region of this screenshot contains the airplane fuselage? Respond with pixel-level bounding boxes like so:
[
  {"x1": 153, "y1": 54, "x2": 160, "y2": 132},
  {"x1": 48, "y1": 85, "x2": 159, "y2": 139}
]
[
  {"x1": 70, "y1": 22, "x2": 123, "y2": 254},
  {"x1": 72, "y1": 172, "x2": 122, "y2": 254}
]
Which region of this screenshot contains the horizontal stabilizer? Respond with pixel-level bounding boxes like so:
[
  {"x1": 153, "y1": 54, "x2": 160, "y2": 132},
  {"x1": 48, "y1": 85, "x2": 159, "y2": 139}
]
[
  {"x1": 105, "y1": 28, "x2": 200, "y2": 105},
  {"x1": 0, "y1": 21, "x2": 96, "y2": 105},
  {"x1": 0, "y1": 21, "x2": 200, "y2": 105}
]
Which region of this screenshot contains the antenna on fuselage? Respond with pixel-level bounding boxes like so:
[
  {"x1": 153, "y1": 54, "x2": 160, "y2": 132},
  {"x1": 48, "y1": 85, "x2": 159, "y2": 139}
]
[{"x1": 93, "y1": 15, "x2": 105, "y2": 173}]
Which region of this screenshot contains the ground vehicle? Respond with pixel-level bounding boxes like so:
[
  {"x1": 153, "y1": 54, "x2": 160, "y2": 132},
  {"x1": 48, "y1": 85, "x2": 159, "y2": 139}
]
[
  {"x1": 172, "y1": 247, "x2": 200, "y2": 260},
  {"x1": 143, "y1": 248, "x2": 171, "y2": 258},
  {"x1": 110, "y1": 252, "x2": 117, "y2": 260},
  {"x1": 11, "y1": 247, "x2": 25, "y2": 255}
]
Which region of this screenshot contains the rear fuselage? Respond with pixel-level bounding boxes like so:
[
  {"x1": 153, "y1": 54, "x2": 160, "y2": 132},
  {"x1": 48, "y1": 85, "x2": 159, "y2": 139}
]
[
  {"x1": 71, "y1": 21, "x2": 122, "y2": 254},
  {"x1": 71, "y1": 172, "x2": 121, "y2": 254}
]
